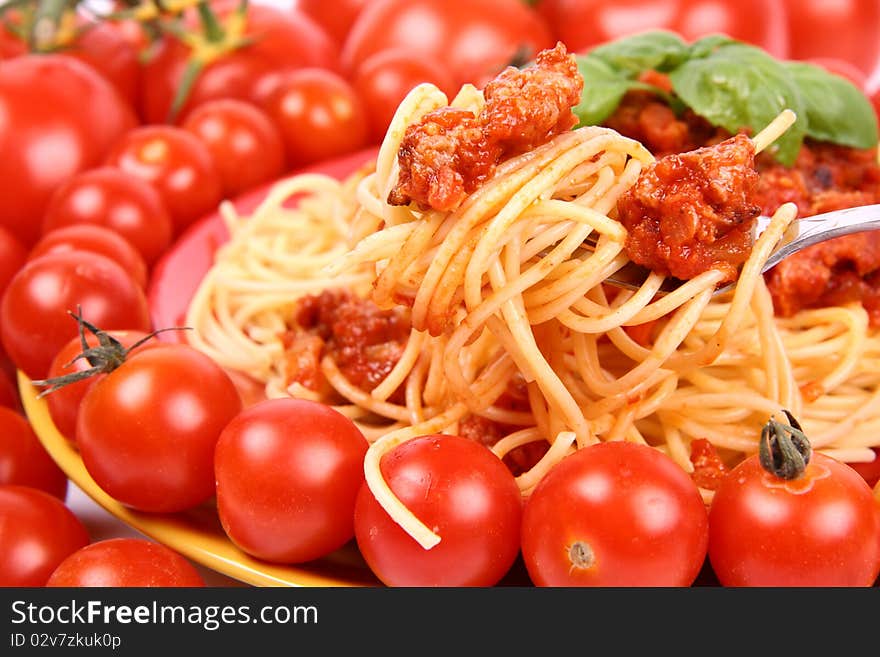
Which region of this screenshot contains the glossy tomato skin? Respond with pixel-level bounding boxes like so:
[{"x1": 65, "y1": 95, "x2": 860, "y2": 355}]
[
  {"x1": 0, "y1": 227, "x2": 26, "y2": 305},
  {"x1": 848, "y1": 448, "x2": 880, "y2": 488},
  {"x1": 215, "y1": 398, "x2": 369, "y2": 563},
  {"x1": 257, "y1": 68, "x2": 369, "y2": 168},
  {"x1": 65, "y1": 19, "x2": 141, "y2": 109},
  {"x1": 0, "y1": 407, "x2": 68, "y2": 499},
  {"x1": 0, "y1": 368, "x2": 18, "y2": 411},
  {"x1": 104, "y1": 126, "x2": 223, "y2": 237},
  {"x1": 0, "y1": 55, "x2": 137, "y2": 246},
  {"x1": 181, "y1": 99, "x2": 286, "y2": 198},
  {"x1": 521, "y1": 441, "x2": 709, "y2": 587},
  {"x1": 77, "y1": 344, "x2": 242, "y2": 513},
  {"x1": 139, "y1": 5, "x2": 339, "y2": 123},
  {"x1": 354, "y1": 434, "x2": 523, "y2": 587},
  {"x1": 41, "y1": 166, "x2": 173, "y2": 268},
  {"x1": 0, "y1": 251, "x2": 151, "y2": 379},
  {"x1": 29, "y1": 224, "x2": 148, "y2": 290},
  {"x1": 352, "y1": 49, "x2": 457, "y2": 144},
  {"x1": 536, "y1": 0, "x2": 790, "y2": 58},
  {"x1": 42, "y1": 330, "x2": 153, "y2": 443},
  {"x1": 46, "y1": 538, "x2": 205, "y2": 587},
  {"x1": 342, "y1": 0, "x2": 555, "y2": 89},
  {"x1": 784, "y1": 0, "x2": 880, "y2": 79},
  {"x1": 708, "y1": 452, "x2": 880, "y2": 586},
  {"x1": 297, "y1": 0, "x2": 368, "y2": 46},
  {"x1": 0, "y1": 485, "x2": 89, "y2": 586}
]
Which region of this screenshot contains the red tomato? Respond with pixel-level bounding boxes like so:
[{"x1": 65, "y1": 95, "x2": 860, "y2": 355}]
[
  {"x1": 0, "y1": 368, "x2": 18, "y2": 411},
  {"x1": 0, "y1": 55, "x2": 137, "y2": 246},
  {"x1": 64, "y1": 19, "x2": 142, "y2": 108},
  {"x1": 354, "y1": 434, "x2": 523, "y2": 587},
  {"x1": 784, "y1": 0, "x2": 880, "y2": 78},
  {"x1": 297, "y1": 0, "x2": 368, "y2": 46},
  {"x1": 257, "y1": 68, "x2": 369, "y2": 168},
  {"x1": 0, "y1": 407, "x2": 68, "y2": 499},
  {"x1": 536, "y1": 0, "x2": 790, "y2": 58},
  {"x1": 41, "y1": 166, "x2": 173, "y2": 268},
  {"x1": 77, "y1": 344, "x2": 242, "y2": 513},
  {"x1": 215, "y1": 398, "x2": 369, "y2": 563},
  {"x1": 0, "y1": 251, "x2": 150, "y2": 379},
  {"x1": 0, "y1": 485, "x2": 89, "y2": 586},
  {"x1": 46, "y1": 538, "x2": 205, "y2": 587},
  {"x1": 352, "y1": 49, "x2": 457, "y2": 144},
  {"x1": 140, "y1": 5, "x2": 339, "y2": 123},
  {"x1": 521, "y1": 441, "x2": 709, "y2": 586},
  {"x1": 181, "y1": 99, "x2": 286, "y2": 198},
  {"x1": 0, "y1": 226, "x2": 27, "y2": 302},
  {"x1": 709, "y1": 451, "x2": 880, "y2": 586},
  {"x1": 341, "y1": 0, "x2": 555, "y2": 89},
  {"x1": 29, "y1": 224, "x2": 148, "y2": 290},
  {"x1": 41, "y1": 329, "x2": 153, "y2": 443},
  {"x1": 848, "y1": 448, "x2": 880, "y2": 488},
  {"x1": 104, "y1": 126, "x2": 223, "y2": 236}
]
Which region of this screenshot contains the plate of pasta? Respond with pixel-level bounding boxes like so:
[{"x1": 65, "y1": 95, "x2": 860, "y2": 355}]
[{"x1": 29, "y1": 34, "x2": 880, "y2": 587}]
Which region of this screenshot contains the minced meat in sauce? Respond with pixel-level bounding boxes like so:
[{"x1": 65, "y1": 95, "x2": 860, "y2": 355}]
[
  {"x1": 608, "y1": 89, "x2": 880, "y2": 323},
  {"x1": 388, "y1": 42, "x2": 583, "y2": 211}
]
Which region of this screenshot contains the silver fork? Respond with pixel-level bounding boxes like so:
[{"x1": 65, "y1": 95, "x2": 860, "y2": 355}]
[{"x1": 581, "y1": 203, "x2": 880, "y2": 295}]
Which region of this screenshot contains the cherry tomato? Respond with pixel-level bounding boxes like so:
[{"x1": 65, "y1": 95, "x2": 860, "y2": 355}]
[
  {"x1": 536, "y1": 0, "x2": 789, "y2": 58},
  {"x1": 104, "y1": 126, "x2": 223, "y2": 236},
  {"x1": 0, "y1": 54, "x2": 137, "y2": 246},
  {"x1": 41, "y1": 329, "x2": 153, "y2": 443},
  {"x1": 354, "y1": 434, "x2": 523, "y2": 587},
  {"x1": 0, "y1": 226, "x2": 27, "y2": 303},
  {"x1": 297, "y1": 0, "x2": 368, "y2": 46},
  {"x1": 0, "y1": 484, "x2": 89, "y2": 586},
  {"x1": 352, "y1": 49, "x2": 457, "y2": 144},
  {"x1": 0, "y1": 368, "x2": 18, "y2": 412},
  {"x1": 140, "y1": 5, "x2": 339, "y2": 123},
  {"x1": 0, "y1": 407, "x2": 68, "y2": 499},
  {"x1": 41, "y1": 166, "x2": 174, "y2": 268},
  {"x1": 342, "y1": 0, "x2": 555, "y2": 89},
  {"x1": 77, "y1": 344, "x2": 242, "y2": 513},
  {"x1": 783, "y1": 0, "x2": 880, "y2": 79},
  {"x1": 257, "y1": 68, "x2": 369, "y2": 168},
  {"x1": 848, "y1": 448, "x2": 880, "y2": 488},
  {"x1": 215, "y1": 398, "x2": 369, "y2": 564},
  {"x1": 709, "y1": 450, "x2": 880, "y2": 586},
  {"x1": 46, "y1": 538, "x2": 205, "y2": 587},
  {"x1": 521, "y1": 441, "x2": 709, "y2": 587},
  {"x1": 29, "y1": 224, "x2": 148, "y2": 290},
  {"x1": 0, "y1": 251, "x2": 151, "y2": 379},
  {"x1": 64, "y1": 18, "x2": 142, "y2": 109},
  {"x1": 181, "y1": 99, "x2": 286, "y2": 198}
]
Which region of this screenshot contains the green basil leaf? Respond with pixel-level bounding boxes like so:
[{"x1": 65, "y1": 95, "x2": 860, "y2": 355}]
[
  {"x1": 686, "y1": 33, "x2": 738, "y2": 60},
  {"x1": 573, "y1": 55, "x2": 636, "y2": 126},
  {"x1": 669, "y1": 43, "x2": 807, "y2": 165},
  {"x1": 588, "y1": 30, "x2": 690, "y2": 75},
  {"x1": 784, "y1": 61, "x2": 879, "y2": 148}
]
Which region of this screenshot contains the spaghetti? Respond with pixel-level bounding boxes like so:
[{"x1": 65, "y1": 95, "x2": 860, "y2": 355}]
[{"x1": 185, "y1": 49, "x2": 880, "y2": 550}]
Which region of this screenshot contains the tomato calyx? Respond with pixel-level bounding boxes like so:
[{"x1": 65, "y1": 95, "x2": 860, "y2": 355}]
[
  {"x1": 1, "y1": 0, "x2": 82, "y2": 52},
  {"x1": 158, "y1": 0, "x2": 253, "y2": 121},
  {"x1": 758, "y1": 410, "x2": 812, "y2": 480},
  {"x1": 31, "y1": 308, "x2": 188, "y2": 395}
]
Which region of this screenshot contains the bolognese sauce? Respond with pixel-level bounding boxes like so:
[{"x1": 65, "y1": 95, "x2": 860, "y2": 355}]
[
  {"x1": 607, "y1": 89, "x2": 880, "y2": 323},
  {"x1": 616, "y1": 133, "x2": 760, "y2": 282},
  {"x1": 388, "y1": 42, "x2": 582, "y2": 211}
]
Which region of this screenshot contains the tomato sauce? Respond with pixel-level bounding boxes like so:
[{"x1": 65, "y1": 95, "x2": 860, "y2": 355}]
[
  {"x1": 607, "y1": 91, "x2": 880, "y2": 323},
  {"x1": 388, "y1": 42, "x2": 582, "y2": 211},
  {"x1": 282, "y1": 289, "x2": 410, "y2": 401}
]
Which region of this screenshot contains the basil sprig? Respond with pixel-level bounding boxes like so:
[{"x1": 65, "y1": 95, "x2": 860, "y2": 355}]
[{"x1": 572, "y1": 31, "x2": 879, "y2": 166}]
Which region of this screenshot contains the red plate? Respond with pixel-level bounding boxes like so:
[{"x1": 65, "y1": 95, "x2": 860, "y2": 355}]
[{"x1": 148, "y1": 146, "x2": 380, "y2": 334}]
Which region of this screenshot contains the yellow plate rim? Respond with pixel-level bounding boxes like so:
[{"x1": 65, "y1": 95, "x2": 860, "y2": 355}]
[{"x1": 19, "y1": 371, "x2": 379, "y2": 588}]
